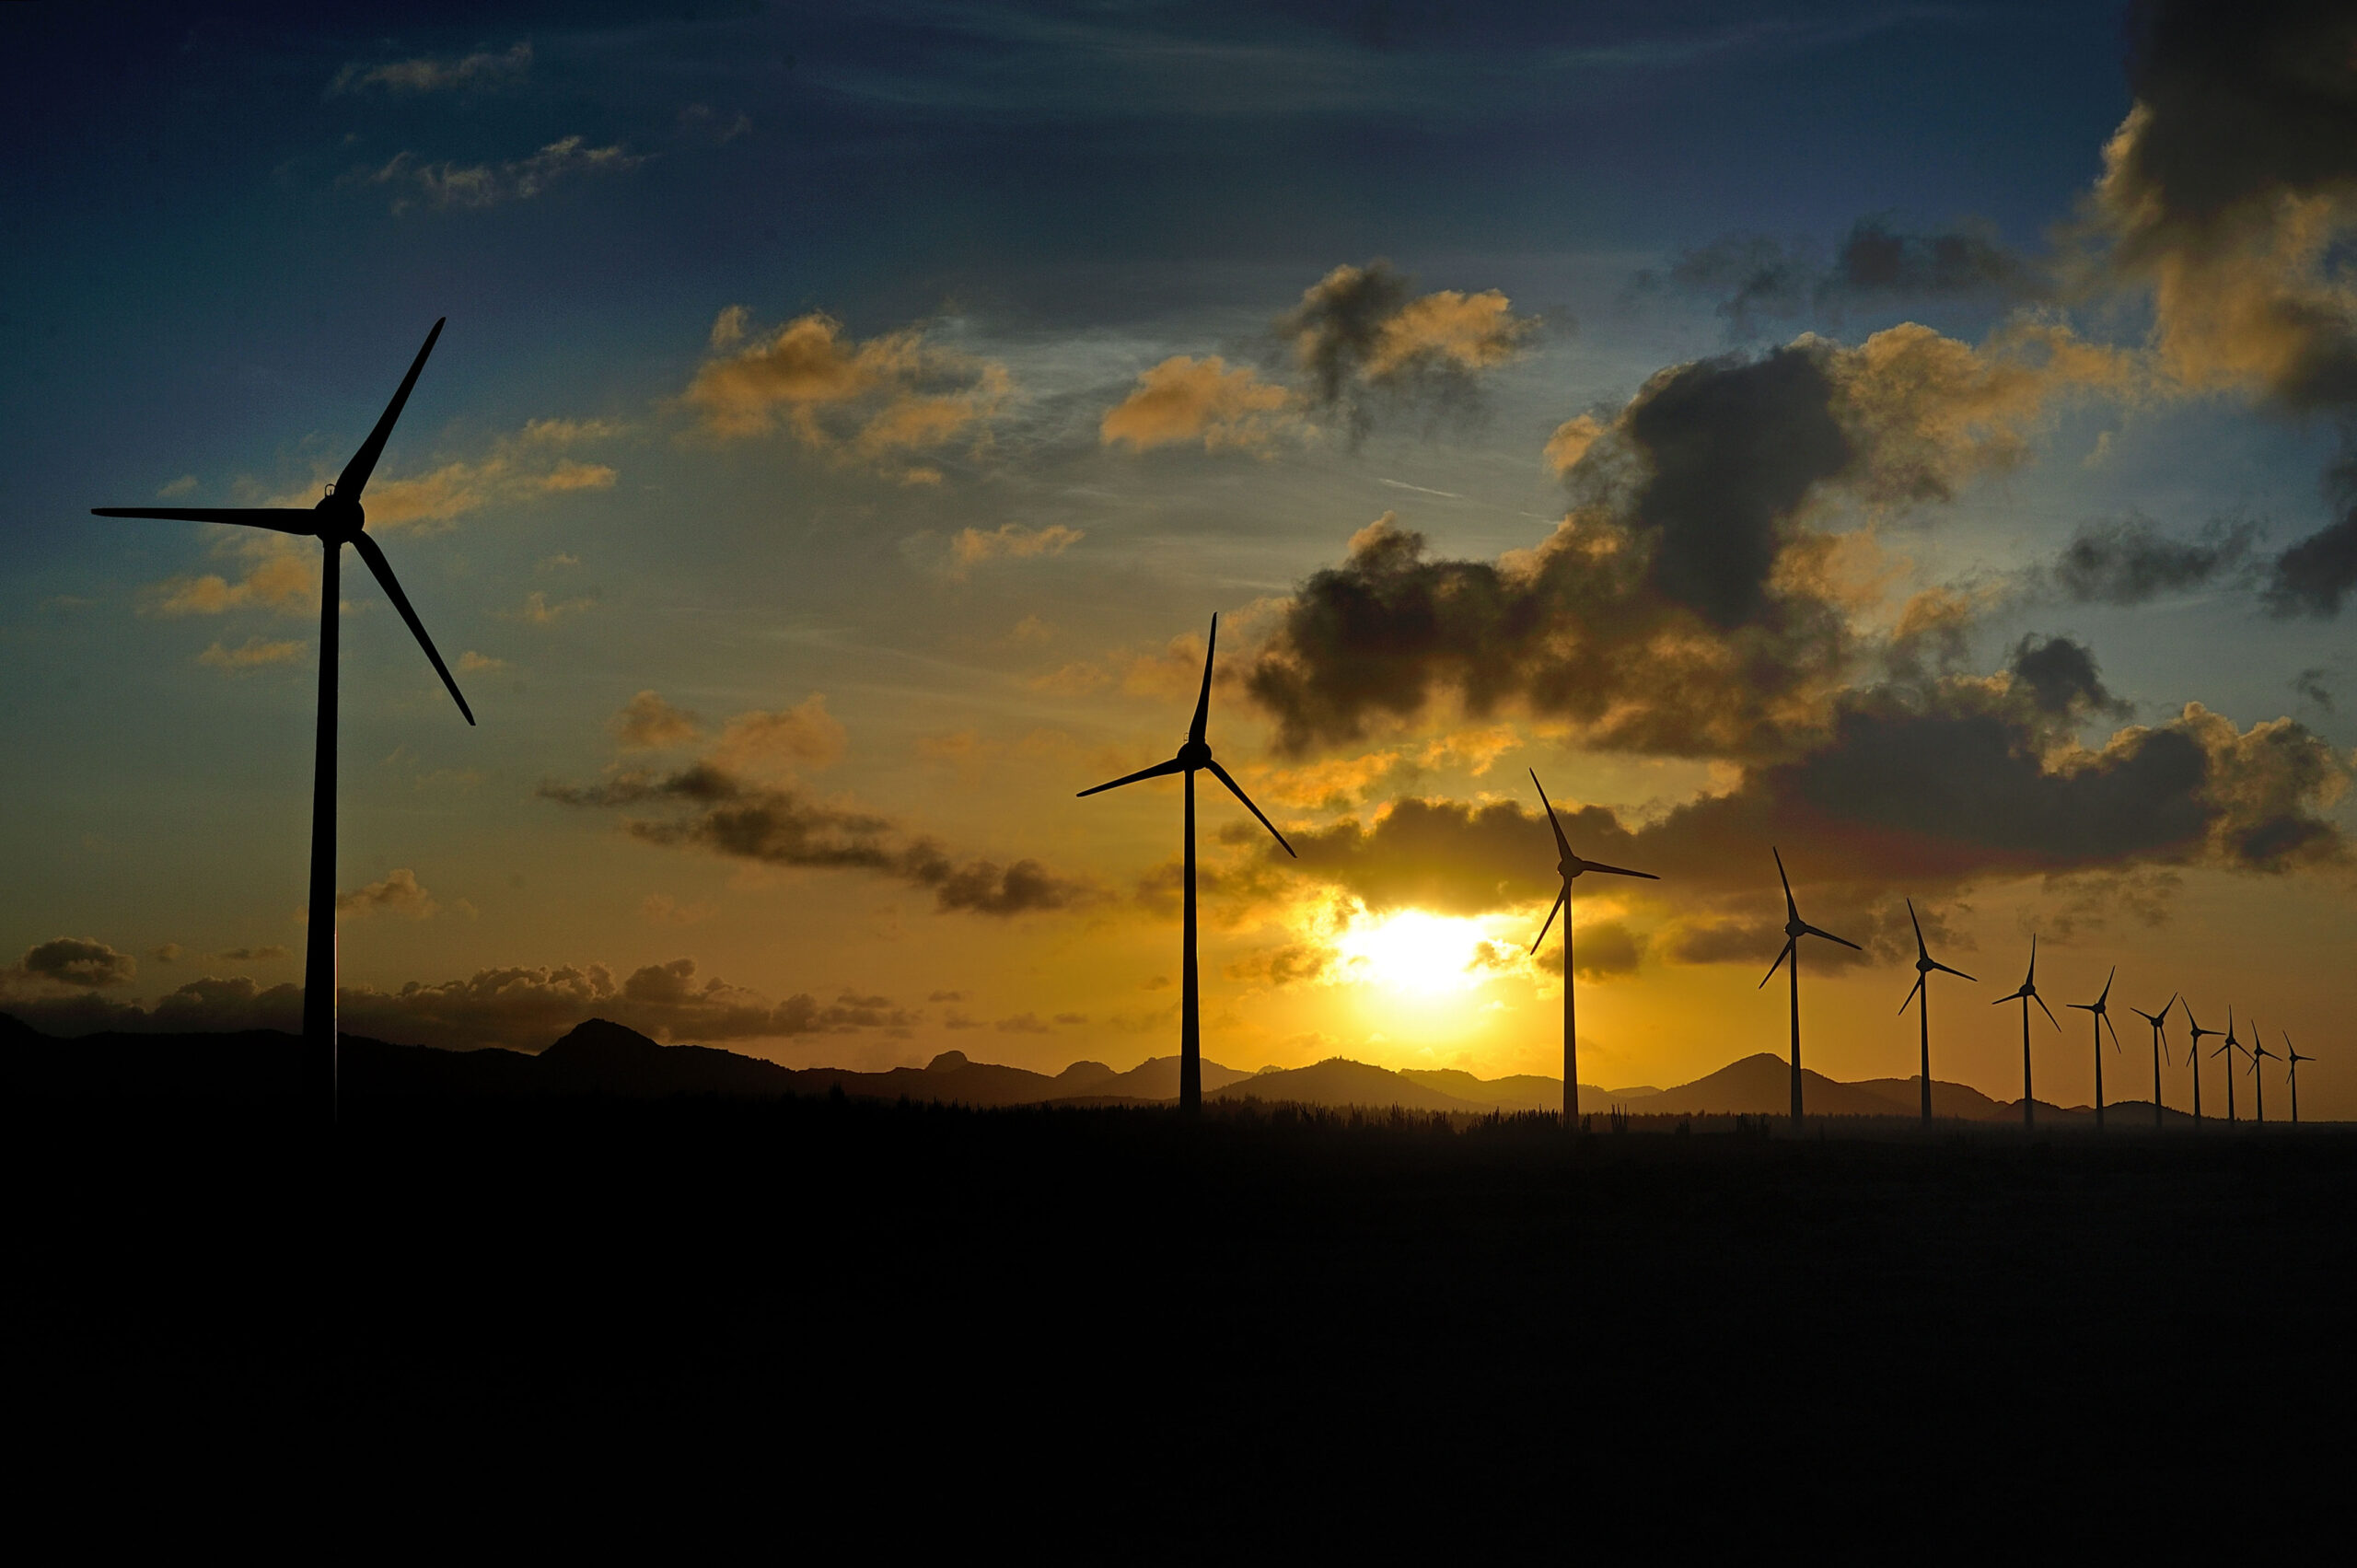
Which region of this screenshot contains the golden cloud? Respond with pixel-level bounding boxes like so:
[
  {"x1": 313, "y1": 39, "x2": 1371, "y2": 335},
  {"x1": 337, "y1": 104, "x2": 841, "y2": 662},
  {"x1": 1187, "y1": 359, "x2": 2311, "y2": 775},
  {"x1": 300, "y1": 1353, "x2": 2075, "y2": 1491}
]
[
  {"x1": 196, "y1": 636, "x2": 307, "y2": 672},
  {"x1": 613, "y1": 691, "x2": 702, "y2": 750},
  {"x1": 1099, "y1": 354, "x2": 1298, "y2": 453},
  {"x1": 708, "y1": 694, "x2": 848, "y2": 778},
  {"x1": 948, "y1": 523, "x2": 1083, "y2": 575}
]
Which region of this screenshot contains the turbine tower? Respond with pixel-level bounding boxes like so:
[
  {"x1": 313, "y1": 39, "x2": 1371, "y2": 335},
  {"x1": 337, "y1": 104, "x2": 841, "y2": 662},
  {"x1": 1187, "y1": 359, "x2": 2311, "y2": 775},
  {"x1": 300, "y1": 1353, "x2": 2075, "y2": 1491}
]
[
  {"x1": 2128, "y1": 994, "x2": 2177, "y2": 1132},
  {"x1": 1991, "y1": 935, "x2": 2060, "y2": 1130},
  {"x1": 2213, "y1": 1007, "x2": 2244, "y2": 1123},
  {"x1": 1897, "y1": 899, "x2": 1974, "y2": 1125},
  {"x1": 2184, "y1": 1005, "x2": 2222, "y2": 1123},
  {"x1": 2282, "y1": 1034, "x2": 2313, "y2": 1125},
  {"x1": 1527, "y1": 770, "x2": 1658, "y2": 1129},
  {"x1": 2066, "y1": 967, "x2": 2123, "y2": 1130},
  {"x1": 2247, "y1": 1023, "x2": 2277, "y2": 1123},
  {"x1": 91, "y1": 320, "x2": 472, "y2": 1099},
  {"x1": 1077, "y1": 613, "x2": 1295, "y2": 1115},
  {"x1": 1759, "y1": 848, "x2": 1862, "y2": 1126}
]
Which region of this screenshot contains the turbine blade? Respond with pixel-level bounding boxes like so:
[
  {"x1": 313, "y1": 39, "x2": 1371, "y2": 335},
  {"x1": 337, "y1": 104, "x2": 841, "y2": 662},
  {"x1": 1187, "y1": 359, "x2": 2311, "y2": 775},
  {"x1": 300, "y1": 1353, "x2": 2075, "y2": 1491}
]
[
  {"x1": 1907, "y1": 898, "x2": 1929, "y2": 961},
  {"x1": 2097, "y1": 965, "x2": 2116, "y2": 1006},
  {"x1": 1771, "y1": 846, "x2": 1797, "y2": 923},
  {"x1": 1528, "y1": 770, "x2": 1573, "y2": 861},
  {"x1": 338, "y1": 319, "x2": 445, "y2": 502},
  {"x1": 1076, "y1": 755, "x2": 1186, "y2": 797},
  {"x1": 1582, "y1": 860, "x2": 1660, "y2": 881},
  {"x1": 1187, "y1": 612, "x2": 1217, "y2": 745},
  {"x1": 2026, "y1": 932, "x2": 2038, "y2": 984},
  {"x1": 1530, "y1": 886, "x2": 1565, "y2": 955},
  {"x1": 2035, "y1": 993, "x2": 2060, "y2": 1029},
  {"x1": 1899, "y1": 975, "x2": 1923, "y2": 1016},
  {"x1": 1801, "y1": 923, "x2": 1862, "y2": 952},
  {"x1": 91, "y1": 506, "x2": 318, "y2": 535},
  {"x1": 2103, "y1": 1012, "x2": 2122, "y2": 1051},
  {"x1": 1205, "y1": 759, "x2": 1295, "y2": 858},
  {"x1": 350, "y1": 531, "x2": 473, "y2": 725},
  {"x1": 1759, "y1": 937, "x2": 1794, "y2": 991},
  {"x1": 1931, "y1": 961, "x2": 1976, "y2": 981}
]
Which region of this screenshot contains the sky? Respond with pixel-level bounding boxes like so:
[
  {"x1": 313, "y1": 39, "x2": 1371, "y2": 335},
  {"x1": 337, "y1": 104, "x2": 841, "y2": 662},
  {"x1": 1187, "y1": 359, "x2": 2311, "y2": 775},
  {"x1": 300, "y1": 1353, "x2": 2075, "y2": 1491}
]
[{"x1": 5, "y1": 0, "x2": 2353, "y2": 1115}]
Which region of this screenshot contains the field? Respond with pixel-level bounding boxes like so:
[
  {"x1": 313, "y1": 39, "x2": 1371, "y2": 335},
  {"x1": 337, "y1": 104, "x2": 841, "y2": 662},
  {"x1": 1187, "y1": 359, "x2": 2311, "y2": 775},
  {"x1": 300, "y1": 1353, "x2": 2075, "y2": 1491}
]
[{"x1": 14, "y1": 1080, "x2": 2349, "y2": 1549}]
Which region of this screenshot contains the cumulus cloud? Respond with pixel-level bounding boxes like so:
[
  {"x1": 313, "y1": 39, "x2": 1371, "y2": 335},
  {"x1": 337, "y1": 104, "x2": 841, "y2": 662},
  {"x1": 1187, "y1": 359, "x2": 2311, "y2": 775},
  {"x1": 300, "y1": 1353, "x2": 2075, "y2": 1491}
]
[
  {"x1": 145, "y1": 536, "x2": 315, "y2": 618},
  {"x1": 1, "y1": 958, "x2": 922, "y2": 1053},
  {"x1": 352, "y1": 135, "x2": 645, "y2": 215},
  {"x1": 1245, "y1": 320, "x2": 2132, "y2": 758},
  {"x1": 197, "y1": 636, "x2": 307, "y2": 673},
  {"x1": 331, "y1": 41, "x2": 531, "y2": 95},
  {"x1": 1099, "y1": 354, "x2": 1299, "y2": 452},
  {"x1": 2263, "y1": 455, "x2": 2357, "y2": 618},
  {"x1": 1279, "y1": 261, "x2": 1538, "y2": 442},
  {"x1": 541, "y1": 763, "x2": 1096, "y2": 918},
  {"x1": 682, "y1": 309, "x2": 1012, "y2": 480},
  {"x1": 336, "y1": 868, "x2": 438, "y2": 919},
  {"x1": 613, "y1": 691, "x2": 702, "y2": 750},
  {"x1": 10, "y1": 937, "x2": 136, "y2": 990},
  {"x1": 708, "y1": 695, "x2": 848, "y2": 777},
  {"x1": 2051, "y1": 513, "x2": 2258, "y2": 603}
]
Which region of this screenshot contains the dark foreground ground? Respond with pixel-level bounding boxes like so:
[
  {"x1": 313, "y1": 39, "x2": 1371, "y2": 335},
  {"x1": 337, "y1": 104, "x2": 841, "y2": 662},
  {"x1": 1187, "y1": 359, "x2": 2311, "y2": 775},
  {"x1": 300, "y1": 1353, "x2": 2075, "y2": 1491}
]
[{"x1": 14, "y1": 1088, "x2": 2351, "y2": 1551}]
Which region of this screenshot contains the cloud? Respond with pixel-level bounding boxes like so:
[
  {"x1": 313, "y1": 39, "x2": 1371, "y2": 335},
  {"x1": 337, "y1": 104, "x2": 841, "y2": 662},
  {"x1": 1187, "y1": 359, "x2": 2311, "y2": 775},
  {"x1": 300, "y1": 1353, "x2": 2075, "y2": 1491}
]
[
  {"x1": 613, "y1": 691, "x2": 702, "y2": 750},
  {"x1": 1641, "y1": 218, "x2": 2045, "y2": 337},
  {"x1": 457, "y1": 651, "x2": 506, "y2": 673},
  {"x1": 2262, "y1": 459, "x2": 2357, "y2": 617},
  {"x1": 1245, "y1": 322, "x2": 2132, "y2": 758},
  {"x1": 2292, "y1": 668, "x2": 2334, "y2": 712},
  {"x1": 708, "y1": 695, "x2": 848, "y2": 777},
  {"x1": 994, "y1": 1012, "x2": 1053, "y2": 1033},
  {"x1": 331, "y1": 41, "x2": 531, "y2": 95},
  {"x1": 946, "y1": 523, "x2": 1083, "y2": 575},
  {"x1": 197, "y1": 637, "x2": 307, "y2": 673},
  {"x1": 217, "y1": 946, "x2": 290, "y2": 962},
  {"x1": 150, "y1": 944, "x2": 182, "y2": 964},
  {"x1": 12, "y1": 937, "x2": 136, "y2": 989},
  {"x1": 146, "y1": 536, "x2": 316, "y2": 618},
  {"x1": 336, "y1": 868, "x2": 438, "y2": 919},
  {"x1": 2051, "y1": 513, "x2": 2258, "y2": 603},
  {"x1": 682, "y1": 309, "x2": 1012, "y2": 479},
  {"x1": 1, "y1": 958, "x2": 921, "y2": 1053},
  {"x1": 511, "y1": 590, "x2": 595, "y2": 625},
  {"x1": 1100, "y1": 355, "x2": 1299, "y2": 452},
  {"x1": 540, "y1": 763, "x2": 1097, "y2": 918},
  {"x1": 353, "y1": 135, "x2": 644, "y2": 215},
  {"x1": 250, "y1": 421, "x2": 619, "y2": 537},
  {"x1": 157, "y1": 475, "x2": 197, "y2": 498},
  {"x1": 1279, "y1": 261, "x2": 1538, "y2": 441},
  {"x1": 2005, "y1": 633, "x2": 2130, "y2": 719}
]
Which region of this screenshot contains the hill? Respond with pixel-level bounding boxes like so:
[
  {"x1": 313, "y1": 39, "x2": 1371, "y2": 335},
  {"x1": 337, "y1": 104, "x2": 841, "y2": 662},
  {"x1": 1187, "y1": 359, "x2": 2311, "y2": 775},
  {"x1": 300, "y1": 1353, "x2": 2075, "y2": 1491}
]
[
  {"x1": 1211, "y1": 1058, "x2": 1490, "y2": 1113},
  {"x1": 1615, "y1": 1053, "x2": 1920, "y2": 1118}
]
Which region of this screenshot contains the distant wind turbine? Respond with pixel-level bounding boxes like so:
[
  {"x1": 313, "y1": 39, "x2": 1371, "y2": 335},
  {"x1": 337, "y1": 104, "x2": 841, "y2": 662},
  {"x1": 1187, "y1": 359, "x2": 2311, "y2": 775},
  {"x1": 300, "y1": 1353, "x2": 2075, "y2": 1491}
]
[
  {"x1": 2128, "y1": 994, "x2": 2178, "y2": 1132},
  {"x1": 2066, "y1": 967, "x2": 2123, "y2": 1130},
  {"x1": 1527, "y1": 771, "x2": 1658, "y2": 1129},
  {"x1": 2184, "y1": 1005, "x2": 2222, "y2": 1123},
  {"x1": 1077, "y1": 613, "x2": 1295, "y2": 1116},
  {"x1": 1897, "y1": 899, "x2": 1974, "y2": 1125},
  {"x1": 2282, "y1": 1034, "x2": 2313, "y2": 1125},
  {"x1": 2213, "y1": 1008, "x2": 2245, "y2": 1123},
  {"x1": 1759, "y1": 849, "x2": 1862, "y2": 1126},
  {"x1": 2247, "y1": 1022, "x2": 2277, "y2": 1123},
  {"x1": 1991, "y1": 936, "x2": 2060, "y2": 1130},
  {"x1": 91, "y1": 319, "x2": 471, "y2": 1098}
]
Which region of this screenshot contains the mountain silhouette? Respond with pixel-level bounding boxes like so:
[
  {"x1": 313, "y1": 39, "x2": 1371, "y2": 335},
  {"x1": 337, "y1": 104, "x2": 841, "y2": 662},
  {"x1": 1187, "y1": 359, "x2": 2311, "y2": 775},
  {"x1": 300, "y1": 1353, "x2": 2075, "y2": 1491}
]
[
  {"x1": 1608, "y1": 1053, "x2": 1918, "y2": 1118},
  {"x1": 1211, "y1": 1058, "x2": 1493, "y2": 1112}
]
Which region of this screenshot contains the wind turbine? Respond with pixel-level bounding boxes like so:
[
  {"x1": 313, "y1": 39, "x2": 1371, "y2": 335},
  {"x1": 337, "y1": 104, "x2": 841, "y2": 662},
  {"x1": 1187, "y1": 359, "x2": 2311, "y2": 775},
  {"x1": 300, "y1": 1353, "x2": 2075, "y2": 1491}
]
[
  {"x1": 2247, "y1": 1022, "x2": 2277, "y2": 1123},
  {"x1": 2066, "y1": 967, "x2": 2123, "y2": 1130},
  {"x1": 1759, "y1": 849, "x2": 1862, "y2": 1126},
  {"x1": 2184, "y1": 1004, "x2": 2222, "y2": 1123},
  {"x1": 2213, "y1": 1008, "x2": 2244, "y2": 1123},
  {"x1": 1897, "y1": 899, "x2": 1974, "y2": 1125},
  {"x1": 2128, "y1": 994, "x2": 2177, "y2": 1132},
  {"x1": 90, "y1": 320, "x2": 472, "y2": 1098},
  {"x1": 2282, "y1": 1034, "x2": 2313, "y2": 1125},
  {"x1": 1077, "y1": 613, "x2": 1295, "y2": 1115},
  {"x1": 1527, "y1": 771, "x2": 1658, "y2": 1129},
  {"x1": 1991, "y1": 936, "x2": 2060, "y2": 1130}
]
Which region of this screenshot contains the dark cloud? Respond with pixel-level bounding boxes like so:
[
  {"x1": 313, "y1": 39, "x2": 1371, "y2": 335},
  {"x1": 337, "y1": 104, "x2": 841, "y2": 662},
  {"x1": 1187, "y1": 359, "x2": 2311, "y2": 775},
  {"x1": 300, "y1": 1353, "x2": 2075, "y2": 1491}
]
[
  {"x1": 1276, "y1": 261, "x2": 1537, "y2": 442},
  {"x1": 1567, "y1": 919, "x2": 1645, "y2": 981},
  {"x1": 541, "y1": 763, "x2": 1097, "y2": 917},
  {"x1": 2263, "y1": 469, "x2": 2357, "y2": 618},
  {"x1": 17, "y1": 937, "x2": 136, "y2": 989},
  {"x1": 1640, "y1": 219, "x2": 2042, "y2": 338},
  {"x1": 2006, "y1": 634, "x2": 2129, "y2": 719},
  {"x1": 1, "y1": 959, "x2": 921, "y2": 1052},
  {"x1": 2052, "y1": 514, "x2": 2258, "y2": 603},
  {"x1": 2291, "y1": 668, "x2": 2335, "y2": 712}
]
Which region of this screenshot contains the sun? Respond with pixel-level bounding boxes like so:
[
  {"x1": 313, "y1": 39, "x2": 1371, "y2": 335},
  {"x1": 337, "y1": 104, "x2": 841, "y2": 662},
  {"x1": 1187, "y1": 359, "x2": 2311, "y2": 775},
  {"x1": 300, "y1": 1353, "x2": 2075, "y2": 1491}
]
[{"x1": 1331, "y1": 909, "x2": 1501, "y2": 998}]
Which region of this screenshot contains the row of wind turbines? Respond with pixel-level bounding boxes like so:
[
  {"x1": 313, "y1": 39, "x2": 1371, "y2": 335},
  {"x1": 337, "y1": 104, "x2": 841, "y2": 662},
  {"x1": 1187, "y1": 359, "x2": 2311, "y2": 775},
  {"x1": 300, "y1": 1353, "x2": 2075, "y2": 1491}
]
[{"x1": 1090, "y1": 615, "x2": 2322, "y2": 1129}]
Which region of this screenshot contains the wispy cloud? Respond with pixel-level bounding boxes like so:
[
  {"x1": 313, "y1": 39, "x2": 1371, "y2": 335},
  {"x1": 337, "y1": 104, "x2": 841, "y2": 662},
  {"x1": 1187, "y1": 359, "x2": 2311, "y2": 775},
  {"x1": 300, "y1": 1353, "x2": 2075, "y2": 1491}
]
[
  {"x1": 196, "y1": 636, "x2": 306, "y2": 673},
  {"x1": 330, "y1": 41, "x2": 532, "y2": 96},
  {"x1": 349, "y1": 134, "x2": 645, "y2": 214}
]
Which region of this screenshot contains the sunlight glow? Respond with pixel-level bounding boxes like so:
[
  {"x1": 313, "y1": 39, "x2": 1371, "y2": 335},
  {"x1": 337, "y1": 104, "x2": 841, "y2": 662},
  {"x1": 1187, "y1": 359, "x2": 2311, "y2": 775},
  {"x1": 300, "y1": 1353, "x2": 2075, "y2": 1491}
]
[{"x1": 1332, "y1": 910, "x2": 1500, "y2": 997}]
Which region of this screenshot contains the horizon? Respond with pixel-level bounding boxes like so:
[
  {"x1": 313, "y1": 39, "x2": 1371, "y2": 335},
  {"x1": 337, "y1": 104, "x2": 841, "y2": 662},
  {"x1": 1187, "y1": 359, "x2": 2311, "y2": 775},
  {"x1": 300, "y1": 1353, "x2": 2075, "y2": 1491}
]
[{"x1": 5, "y1": 2, "x2": 2354, "y2": 1119}]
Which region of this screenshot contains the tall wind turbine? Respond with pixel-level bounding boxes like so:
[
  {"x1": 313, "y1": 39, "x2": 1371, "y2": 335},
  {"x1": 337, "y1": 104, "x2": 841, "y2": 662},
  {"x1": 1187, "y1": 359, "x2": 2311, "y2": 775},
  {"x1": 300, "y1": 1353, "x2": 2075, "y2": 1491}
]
[
  {"x1": 2129, "y1": 994, "x2": 2177, "y2": 1131},
  {"x1": 2282, "y1": 1034, "x2": 2313, "y2": 1125},
  {"x1": 1897, "y1": 898, "x2": 1974, "y2": 1125},
  {"x1": 91, "y1": 320, "x2": 472, "y2": 1097},
  {"x1": 1527, "y1": 771, "x2": 1658, "y2": 1128},
  {"x1": 2247, "y1": 1022, "x2": 2277, "y2": 1123},
  {"x1": 1759, "y1": 849, "x2": 1862, "y2": 1126},
  {"x1": 2213, "y1": 1008, "x2": 2244, "y2": 1123},
  {"x1": 2184, "y1": 1005, "x2": 2221, "y2": 1122},
  {"x1": 1077, "y1": 613, "x2": 1295, "y2": 1115},
  {"x1": 1991, "y1": 936, "x2": 2060, "y2": 1130},
  {"x1": 2066, "y1": 967, "x2": 2123, "y2": 1130}
]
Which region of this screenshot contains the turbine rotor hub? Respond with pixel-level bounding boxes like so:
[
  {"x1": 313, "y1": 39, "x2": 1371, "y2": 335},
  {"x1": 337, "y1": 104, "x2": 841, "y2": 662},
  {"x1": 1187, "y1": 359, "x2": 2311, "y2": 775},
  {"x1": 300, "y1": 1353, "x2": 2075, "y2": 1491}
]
[
  {"x1": 1785, "y1": 917, "x2": 1806, "y2": 938},
  {"x1": 1177, "y1": 738, "x2": 1212, "y2": 770},
  {"x1": 315, "y1": 488, "x2": 365, "y2": 542}
]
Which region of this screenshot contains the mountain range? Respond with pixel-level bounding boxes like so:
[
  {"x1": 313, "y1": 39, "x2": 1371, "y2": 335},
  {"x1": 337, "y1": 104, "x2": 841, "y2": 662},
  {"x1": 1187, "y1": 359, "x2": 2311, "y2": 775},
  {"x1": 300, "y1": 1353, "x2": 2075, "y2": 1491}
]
[{"x1": 4, "y1": 1010, "x2": 2185, "y2": 1121}]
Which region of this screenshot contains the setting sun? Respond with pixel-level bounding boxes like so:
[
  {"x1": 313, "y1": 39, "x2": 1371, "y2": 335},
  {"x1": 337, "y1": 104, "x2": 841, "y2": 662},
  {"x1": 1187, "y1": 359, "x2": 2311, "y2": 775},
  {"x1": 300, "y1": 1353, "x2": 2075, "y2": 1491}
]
[{"x1": 1332, "y1": 910, "x2": 1501, "y2": 998}]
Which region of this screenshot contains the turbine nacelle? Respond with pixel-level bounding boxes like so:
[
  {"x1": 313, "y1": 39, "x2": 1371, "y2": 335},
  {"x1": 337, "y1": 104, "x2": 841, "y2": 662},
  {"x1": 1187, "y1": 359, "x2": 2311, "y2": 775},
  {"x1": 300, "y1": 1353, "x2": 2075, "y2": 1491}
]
[
  {"x1": 313, "y1": 486, "x2": 366, "y2": 543},
  {"x1": 1176, "y1": 738, "x2": 1213, "y2": 771}
]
